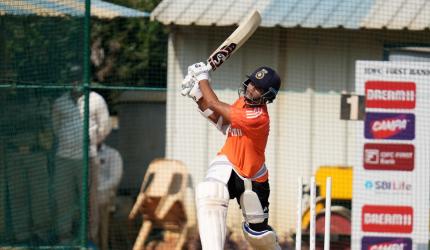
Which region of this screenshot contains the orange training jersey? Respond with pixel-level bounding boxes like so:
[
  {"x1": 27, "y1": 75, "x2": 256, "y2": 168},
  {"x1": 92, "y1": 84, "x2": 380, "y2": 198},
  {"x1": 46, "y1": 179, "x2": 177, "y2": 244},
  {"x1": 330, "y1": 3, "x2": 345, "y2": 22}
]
[{"x1": 219, "y1": 97, "x2": 269, "y2": 182}]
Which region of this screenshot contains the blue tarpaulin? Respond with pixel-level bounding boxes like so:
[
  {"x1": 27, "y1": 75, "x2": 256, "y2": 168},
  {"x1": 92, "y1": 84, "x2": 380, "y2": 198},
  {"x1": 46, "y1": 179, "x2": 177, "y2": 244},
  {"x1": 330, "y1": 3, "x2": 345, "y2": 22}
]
[{"x1": 0, "y1": 0, "x2": 150, "y2": 18}]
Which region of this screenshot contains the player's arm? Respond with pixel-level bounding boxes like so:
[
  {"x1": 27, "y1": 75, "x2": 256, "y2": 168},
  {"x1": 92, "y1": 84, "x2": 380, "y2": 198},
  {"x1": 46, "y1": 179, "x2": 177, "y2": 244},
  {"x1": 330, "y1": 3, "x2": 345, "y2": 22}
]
[
  {"x1": 196, "y1": 97, "x2": 220, "y2": 124},
  {"x1": 198, "y1": 79, "x2": 231, "y2": 123},
  {"x1": 183, "y1": 62, "x2": 230, "y2": 122},
  {"x1": 182, "y1": 63, "x2": 230, "y2": 132},
  {"x1": 194, "y1": 94, "x2": 230, "y2": 134}
]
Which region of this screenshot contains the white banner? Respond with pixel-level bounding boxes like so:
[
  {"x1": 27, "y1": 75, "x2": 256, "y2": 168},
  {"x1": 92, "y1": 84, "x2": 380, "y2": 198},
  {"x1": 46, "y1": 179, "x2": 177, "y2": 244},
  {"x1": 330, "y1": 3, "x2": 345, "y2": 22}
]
[{"x1": 352, "y1": 61, "x2": 430, "y2": 250}]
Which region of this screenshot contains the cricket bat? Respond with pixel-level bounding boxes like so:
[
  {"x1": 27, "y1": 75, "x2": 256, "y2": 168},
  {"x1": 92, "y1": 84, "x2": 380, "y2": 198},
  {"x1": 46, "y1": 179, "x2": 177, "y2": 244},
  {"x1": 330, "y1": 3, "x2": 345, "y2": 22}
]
[{"x1": 206, "y1": 10, "x2": 261, "y2": 71}]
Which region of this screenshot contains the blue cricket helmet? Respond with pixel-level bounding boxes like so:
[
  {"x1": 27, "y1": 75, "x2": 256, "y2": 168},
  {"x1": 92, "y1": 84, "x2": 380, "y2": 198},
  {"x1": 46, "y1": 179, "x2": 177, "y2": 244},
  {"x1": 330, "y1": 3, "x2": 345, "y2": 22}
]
[{"x1": 243, "y1": 66, "x2": 281, "y2": 104}]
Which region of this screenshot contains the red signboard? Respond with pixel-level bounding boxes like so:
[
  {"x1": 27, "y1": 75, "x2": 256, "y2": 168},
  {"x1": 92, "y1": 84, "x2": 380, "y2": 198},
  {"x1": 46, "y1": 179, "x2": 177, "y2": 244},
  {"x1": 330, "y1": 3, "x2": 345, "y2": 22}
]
[
  {"x1": 362, "y1": 205, "x2": 413, "y2": 233},
  {"x1": 365, "y1": 81, "x2": 416, "y2": 109},
  {"x1": 363, "y1": 143, "x2": 414, "y2": 171}
]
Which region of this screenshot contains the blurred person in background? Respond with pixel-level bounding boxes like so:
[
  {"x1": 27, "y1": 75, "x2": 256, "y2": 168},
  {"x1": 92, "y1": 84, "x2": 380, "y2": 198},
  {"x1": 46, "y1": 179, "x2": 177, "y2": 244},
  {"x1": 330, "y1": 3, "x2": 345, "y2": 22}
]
[
  {"x1": 52, "y1": 65, "x2": 111, "y2": 245},
  {"x1": 0, "y1": 90, "x2": 53, "y2": 242},
  {"x1": 97, "y1": 142, "x2": 123, "y2": 250},
  {"x1": 78, "y1": 84, "x2": 112, "y2": 247},
  {"x1": 51, "y1": 76, "x2": 83, "y2": 243},
  {"x1": 182, "y1": 62, "x2": 282, "y2": 250}
]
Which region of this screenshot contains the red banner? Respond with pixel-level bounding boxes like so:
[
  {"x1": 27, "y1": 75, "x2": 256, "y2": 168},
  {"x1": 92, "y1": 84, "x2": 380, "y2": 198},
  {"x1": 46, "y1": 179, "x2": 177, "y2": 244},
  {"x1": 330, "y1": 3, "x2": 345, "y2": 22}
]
[
  {"x1": 363, "y1": 143, "x2": 414, "y2": 171},
  {"x1": 362, "y1": 205, "x2": 413, "y2": 233},
  {"x1": 365, "y1": 81, "x2": 416, "y2": 109}
]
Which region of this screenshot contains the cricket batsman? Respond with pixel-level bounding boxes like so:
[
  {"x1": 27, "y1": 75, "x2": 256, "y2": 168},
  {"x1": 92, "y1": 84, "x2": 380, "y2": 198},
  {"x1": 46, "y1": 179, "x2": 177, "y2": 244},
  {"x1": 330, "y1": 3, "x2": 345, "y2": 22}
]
[{"x1": 181, "y1": 62, "x2": 282, "y2": 250}]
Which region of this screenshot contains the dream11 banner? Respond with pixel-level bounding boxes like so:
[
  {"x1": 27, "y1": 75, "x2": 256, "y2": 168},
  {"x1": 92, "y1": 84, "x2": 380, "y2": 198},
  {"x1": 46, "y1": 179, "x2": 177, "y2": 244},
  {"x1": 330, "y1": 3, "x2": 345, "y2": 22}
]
[{"x1": 352, "y1": 61, "x2": 430, "y2": 250}]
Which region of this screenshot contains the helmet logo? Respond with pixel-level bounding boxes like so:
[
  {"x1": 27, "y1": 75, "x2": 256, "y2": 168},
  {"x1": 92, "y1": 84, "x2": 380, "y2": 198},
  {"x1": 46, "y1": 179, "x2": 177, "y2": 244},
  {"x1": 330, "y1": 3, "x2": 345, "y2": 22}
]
[{"x1": 255, "y1": 69, "x2": 268, "y2": 79}]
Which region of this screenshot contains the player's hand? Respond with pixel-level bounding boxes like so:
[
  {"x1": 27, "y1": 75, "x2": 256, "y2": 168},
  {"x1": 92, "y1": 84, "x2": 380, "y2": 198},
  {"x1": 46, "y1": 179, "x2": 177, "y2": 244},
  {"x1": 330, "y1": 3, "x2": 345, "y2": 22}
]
[
  {"x1": 188, "y1": 81, "x2": 203, "y2": 102},
  {"x1": 181, "y1": 73, "x2": 203, "y2": 102},
  {"x1": 188, "y1": 62, "x2": 210, "y2": 82},
  {"x1": 181, "y1": 73, "x2": 194, "y2": 96}
]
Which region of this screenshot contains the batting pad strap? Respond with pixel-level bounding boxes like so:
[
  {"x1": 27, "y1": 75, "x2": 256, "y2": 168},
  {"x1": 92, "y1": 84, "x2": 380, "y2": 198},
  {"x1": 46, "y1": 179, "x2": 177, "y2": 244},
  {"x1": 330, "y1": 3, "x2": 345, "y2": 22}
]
[{"x1": 242, "y1": 223, "x2": 281, "y2": 250}]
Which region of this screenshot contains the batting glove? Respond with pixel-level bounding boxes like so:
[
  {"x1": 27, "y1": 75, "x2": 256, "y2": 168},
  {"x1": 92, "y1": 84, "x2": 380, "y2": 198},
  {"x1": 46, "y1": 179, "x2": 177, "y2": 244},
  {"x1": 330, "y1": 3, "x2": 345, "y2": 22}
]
[
  {"x1": 188, "y1": 62, "x2": 210, "y2": 82},
  {"x1": 188, "y1": 80, "x2": 203, "y2": 102},
  {"x1": 181, "y1": 73, "x2": 194, "y2": 96},
  {"x1": 181, "y1": 73, "x2": 203, "y2": 102}
]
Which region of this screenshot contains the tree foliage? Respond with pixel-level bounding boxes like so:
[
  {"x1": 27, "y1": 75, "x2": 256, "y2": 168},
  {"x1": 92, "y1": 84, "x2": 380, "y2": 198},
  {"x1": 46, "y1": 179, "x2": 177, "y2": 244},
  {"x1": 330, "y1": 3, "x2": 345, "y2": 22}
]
[
  {"x1": 0, "y1": 0, "x2": 167, "y2": 87},
  {"x1": 0, "y1": 16, "x2": 83, "y2": 85},
  {"x1": 91, "y1": 0, "x2": 168, "y2": 87}
]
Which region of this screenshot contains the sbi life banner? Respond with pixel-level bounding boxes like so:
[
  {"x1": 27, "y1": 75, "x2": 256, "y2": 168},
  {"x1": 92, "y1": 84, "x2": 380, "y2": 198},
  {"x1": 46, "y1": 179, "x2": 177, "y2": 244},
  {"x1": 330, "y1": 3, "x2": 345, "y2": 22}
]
[{"x1": 352, "y1": 61, "x2": 430, "y2": 250}]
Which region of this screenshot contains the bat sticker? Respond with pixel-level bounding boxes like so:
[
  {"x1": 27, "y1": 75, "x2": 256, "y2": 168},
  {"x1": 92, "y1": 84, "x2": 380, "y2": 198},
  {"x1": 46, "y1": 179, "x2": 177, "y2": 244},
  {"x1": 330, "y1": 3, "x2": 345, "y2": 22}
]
[{"x1": 208, "y1": 43, "x2": 237, "y2": 70}]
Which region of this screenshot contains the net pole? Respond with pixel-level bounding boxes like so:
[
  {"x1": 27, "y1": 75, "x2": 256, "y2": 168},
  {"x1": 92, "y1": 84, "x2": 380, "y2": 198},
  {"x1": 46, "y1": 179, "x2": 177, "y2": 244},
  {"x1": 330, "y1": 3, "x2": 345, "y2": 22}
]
[
  {"x1": 310, "y1": 176, "x2": 316, "y2": 250},
  {"x1": 296, "y1": 177, "x2": 303, "y2": 250},
  {"x1": 324, "y1": 177, "x2": 332, "y2": 250},
  {"x1": 80, "y1": 0, "x2": 91, "y2": 246}
]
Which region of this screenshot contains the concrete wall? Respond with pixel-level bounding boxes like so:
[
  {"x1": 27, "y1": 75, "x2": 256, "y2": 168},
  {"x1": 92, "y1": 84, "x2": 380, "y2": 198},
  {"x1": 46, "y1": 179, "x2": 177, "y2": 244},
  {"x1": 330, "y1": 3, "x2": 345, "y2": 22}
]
[{"x1": 165, "y1": 26, "x2": 430, "y2": 235}]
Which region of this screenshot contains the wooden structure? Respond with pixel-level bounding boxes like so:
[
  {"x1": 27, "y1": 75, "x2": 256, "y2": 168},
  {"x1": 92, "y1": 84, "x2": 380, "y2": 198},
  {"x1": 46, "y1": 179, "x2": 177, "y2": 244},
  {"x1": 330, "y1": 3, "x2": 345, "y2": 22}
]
[{"x1": 129, "y1": 159, "x2": 190, "y2": 250}]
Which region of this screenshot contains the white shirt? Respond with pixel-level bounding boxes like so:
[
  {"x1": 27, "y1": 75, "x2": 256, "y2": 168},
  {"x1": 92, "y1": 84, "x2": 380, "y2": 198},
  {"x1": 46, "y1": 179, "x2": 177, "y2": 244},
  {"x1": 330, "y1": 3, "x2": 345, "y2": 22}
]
[
  {"x1": 97, "y1": 144, "x2": 123, "y2": 204},
  {"x1": 52, "y1": 93, "x2": 83, "y2": 159},
  {"x1": 77, "y1": 92, "x2": 111, "y2": 157}
]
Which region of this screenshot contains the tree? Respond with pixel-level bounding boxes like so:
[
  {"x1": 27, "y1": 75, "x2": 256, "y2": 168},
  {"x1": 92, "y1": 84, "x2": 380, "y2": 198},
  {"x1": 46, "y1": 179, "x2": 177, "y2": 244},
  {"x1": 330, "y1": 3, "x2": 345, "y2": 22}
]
[
  {"x1": 91, "y1": 0, "x2": 167, "y2": 87},
  {"x1": 0, "y1": 15, "x2": 83, "y2": 85}
]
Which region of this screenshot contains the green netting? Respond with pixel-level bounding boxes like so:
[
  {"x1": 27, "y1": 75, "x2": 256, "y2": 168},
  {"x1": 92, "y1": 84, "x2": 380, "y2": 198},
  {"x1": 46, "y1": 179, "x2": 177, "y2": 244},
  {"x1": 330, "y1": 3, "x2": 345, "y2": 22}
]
[
  {"x1": 1, "y1": 2, "x2": 87, "y2": 246},
  {"x1": 0, "y1": 16, "x2": 84, "y2": 86},
  {"x1": 0, "y1": 0, "x2": 167, "y2": 248},
  {"x1": 0, "y1": 88, "x2": 84, "y2": 247}
]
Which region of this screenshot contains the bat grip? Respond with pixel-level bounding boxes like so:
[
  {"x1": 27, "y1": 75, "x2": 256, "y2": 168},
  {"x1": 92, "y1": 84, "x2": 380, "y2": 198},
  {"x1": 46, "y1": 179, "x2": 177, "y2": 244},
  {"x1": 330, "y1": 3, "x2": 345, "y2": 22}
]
[{"x1": 205, "y1": 63, "x2": 213, "y2": 72}]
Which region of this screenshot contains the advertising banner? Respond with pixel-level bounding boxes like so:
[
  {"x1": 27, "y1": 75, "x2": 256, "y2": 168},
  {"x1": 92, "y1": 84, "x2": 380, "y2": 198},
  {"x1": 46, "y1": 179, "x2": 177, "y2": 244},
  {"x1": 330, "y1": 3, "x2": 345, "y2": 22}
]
[{"x1": 352, "y1": 61, "x2": 430, "y2": 250}]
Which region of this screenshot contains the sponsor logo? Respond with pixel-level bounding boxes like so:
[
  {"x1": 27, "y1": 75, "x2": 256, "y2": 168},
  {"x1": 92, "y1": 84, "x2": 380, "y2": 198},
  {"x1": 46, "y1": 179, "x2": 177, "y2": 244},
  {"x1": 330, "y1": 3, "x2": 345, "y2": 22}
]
[
  {"x1": 228, "y1": 127, "x2": 243, "y2": 137},
  {"x1": 361, "y1": 236, "x2": 412, "y2": 250},
  {"x1": 365, "y1": 81, "x2": 416, "y2": 109},
  {"x1": 365, "y1": 113, "x2": 415, "y2": 140},
  {"x1": 364, "y1": 180, "x2": 373, "y2": 189},
  {"x1": 362, "y1": 205, "x2": 413, "y2": 233},
  {"x1": 208, "y1": 43, "x2": 237, "y2": 70},
  {"x1": 255, "y1": 69, "x2": 268, "y2": 79},
  {"x1": 363, "y1": 143, "x2": 414, "y2": 171},
  {"x1": 364, "y1": 179, "x2": 412, "y2": 194}
]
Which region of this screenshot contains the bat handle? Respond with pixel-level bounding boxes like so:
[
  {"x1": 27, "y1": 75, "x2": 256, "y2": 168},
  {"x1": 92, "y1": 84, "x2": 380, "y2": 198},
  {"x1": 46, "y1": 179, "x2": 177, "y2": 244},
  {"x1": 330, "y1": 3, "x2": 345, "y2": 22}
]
[{"x1": 205, "y1": 63, "x2": 213, "y2": 72}]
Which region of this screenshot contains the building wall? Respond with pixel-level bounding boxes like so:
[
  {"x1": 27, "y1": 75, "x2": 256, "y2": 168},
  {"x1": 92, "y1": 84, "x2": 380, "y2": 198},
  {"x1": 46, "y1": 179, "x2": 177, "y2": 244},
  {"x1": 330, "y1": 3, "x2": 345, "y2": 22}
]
[
  {"x1": 165, "y1": 26, "x2": 430, "y2": 234},
  {"x1": 115, "y1": 91, "x2": 166, "y2": 193}
]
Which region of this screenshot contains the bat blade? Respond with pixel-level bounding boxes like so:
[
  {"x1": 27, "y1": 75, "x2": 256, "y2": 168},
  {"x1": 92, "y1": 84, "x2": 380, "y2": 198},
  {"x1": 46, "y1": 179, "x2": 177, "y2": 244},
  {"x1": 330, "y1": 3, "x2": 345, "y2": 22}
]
[{"x1": 207, "y1": 10, "x2": 261, "y2": 71}]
